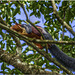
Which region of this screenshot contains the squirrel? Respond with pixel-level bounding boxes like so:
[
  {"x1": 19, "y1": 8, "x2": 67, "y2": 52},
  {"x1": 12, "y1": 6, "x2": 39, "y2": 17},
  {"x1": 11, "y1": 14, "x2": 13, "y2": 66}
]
[{"x1": 10, "y1": 23, "x2": 75, "y2": 71}]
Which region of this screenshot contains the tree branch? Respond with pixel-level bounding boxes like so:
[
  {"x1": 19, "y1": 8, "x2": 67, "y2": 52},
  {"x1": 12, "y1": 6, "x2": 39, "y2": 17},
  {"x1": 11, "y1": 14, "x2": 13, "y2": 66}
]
[
  {"x1": 0, "y1": 23, "x2": 73, "y2": 74},
  {"x1": 0, "y1": 48, "x2": 53, "y2": 74},
  {"x1": 0, "y1": 16, "x2": 8, "y2": 26},
  {"x1": 30, "y1": 39, "x2": 75, "y2": 45},
  {"x1": 51, "y1": 0, "x2": 75, "y2": 36}
]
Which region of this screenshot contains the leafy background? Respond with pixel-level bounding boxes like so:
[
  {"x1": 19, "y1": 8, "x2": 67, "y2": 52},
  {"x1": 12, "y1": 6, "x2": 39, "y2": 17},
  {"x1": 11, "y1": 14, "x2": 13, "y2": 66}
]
[{"x1": 0, "y1": 1, "x2": 75, "y2": 74}]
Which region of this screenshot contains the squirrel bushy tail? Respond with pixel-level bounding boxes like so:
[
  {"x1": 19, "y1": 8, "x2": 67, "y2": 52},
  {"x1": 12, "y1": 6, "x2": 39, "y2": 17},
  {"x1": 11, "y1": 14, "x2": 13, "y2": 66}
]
[
  {"x1": 48, "y1": 44, "x2": 75, "y2": 71},
  {"x1": 11, "y1": 24, "x2": 75, "y2": 71}
]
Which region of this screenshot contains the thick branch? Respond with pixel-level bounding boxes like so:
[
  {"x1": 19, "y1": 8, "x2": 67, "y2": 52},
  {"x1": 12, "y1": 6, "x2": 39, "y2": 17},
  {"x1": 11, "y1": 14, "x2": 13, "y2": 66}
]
[
  {"x1": 0, "y1": 23, "x2": 72, "y2": 74},
  {"x1": 51, "y1": 0, "x2": 75, "y2": 36},
  {"x1": 0, "y1": 48, "x2": 52, "y2": 74}
]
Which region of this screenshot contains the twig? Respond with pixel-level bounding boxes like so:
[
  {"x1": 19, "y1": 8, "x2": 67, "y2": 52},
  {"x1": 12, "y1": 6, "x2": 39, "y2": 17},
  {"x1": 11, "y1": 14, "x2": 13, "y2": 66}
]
[
  {"x1": 62, "y1": 7, "x2": 65, "y2": 51},
  {"x1": 0, "y1": 16, "x2": 8, "y2": 26}
]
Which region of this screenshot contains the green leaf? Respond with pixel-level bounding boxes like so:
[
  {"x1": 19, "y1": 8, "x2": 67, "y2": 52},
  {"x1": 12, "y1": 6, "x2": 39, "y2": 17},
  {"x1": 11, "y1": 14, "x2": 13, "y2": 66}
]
[
  {"x1": 1, "y1": 63, "x2": 6, "y2": 70},
  {"x1": 12, "y1": 7, "x2": 20, "y2": 17},
  {"x1": 34, "y1": 21, "x2": 40, "y2": 24}
]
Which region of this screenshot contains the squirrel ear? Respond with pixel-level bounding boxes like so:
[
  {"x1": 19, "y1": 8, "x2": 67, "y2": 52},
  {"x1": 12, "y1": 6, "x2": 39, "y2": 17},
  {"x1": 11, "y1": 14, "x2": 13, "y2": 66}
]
[
  {"x1": 15, "y1": 22, "x2": 21, "y2": 26},
  {"x1": 15, "y1": 22, "x2": 18, "y2": 25}
]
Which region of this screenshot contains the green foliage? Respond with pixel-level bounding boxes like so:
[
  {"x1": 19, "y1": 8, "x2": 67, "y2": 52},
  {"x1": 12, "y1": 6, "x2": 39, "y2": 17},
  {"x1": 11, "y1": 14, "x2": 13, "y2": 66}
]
[
  {"x1": 0, "y1": 1, "x2": 75, "y2": 74},
  {"x1": 59, "y1": 1, "x2": 75, "y2": 24}
]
